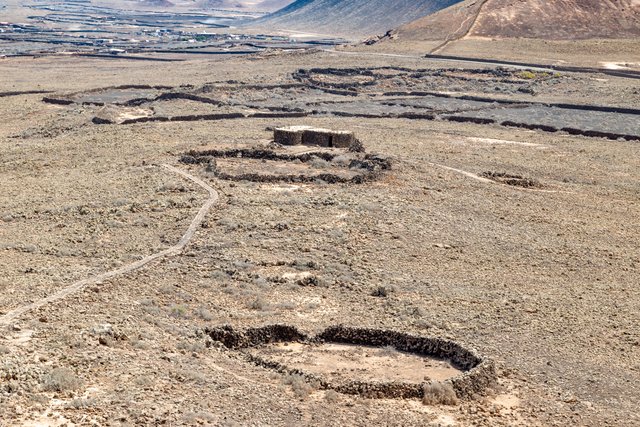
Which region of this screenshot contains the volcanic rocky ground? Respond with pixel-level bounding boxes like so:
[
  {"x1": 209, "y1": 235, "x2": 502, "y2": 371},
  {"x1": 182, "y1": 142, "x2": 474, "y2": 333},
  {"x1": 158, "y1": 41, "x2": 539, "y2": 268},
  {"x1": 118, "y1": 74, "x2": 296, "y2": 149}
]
[{"x1": 0, "y1": 47, "x2": 639, "y2": 426}]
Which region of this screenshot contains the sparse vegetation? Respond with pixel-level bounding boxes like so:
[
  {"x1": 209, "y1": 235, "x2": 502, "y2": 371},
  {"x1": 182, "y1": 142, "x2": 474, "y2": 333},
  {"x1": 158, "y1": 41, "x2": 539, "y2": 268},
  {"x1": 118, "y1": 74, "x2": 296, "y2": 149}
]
[
  {"x1": 67, "y1": 397, "x2": 97, "y2": 409},
  {"x1": 196, "y1": 306, "x2": 214, "y2": 321},
  {"x1": 169, "y1": 304, "x2": 188, "y2": 318},
  {"x1": 310, "y1": 156, "x2": 331, "y2": 169},
  {"x1": 517, "y1": 70, "x2": 537, "y2": 80},
  {"x1": 377, "y1": 345, "x2": 399, "y2": 358},
  {"x1": 422, "y1": 381, "x2": 459, "y2": 406},
  {"x1": 325, "y1": 390, "x2": 340, "y2": 403},
  {"x1": 177, "y1": 339, "x2": 206, "y2": 353},
  {"x1": 42, "y1": 368, "x2": 82, "y2": 392},
  {"x1": 249, "y1": 296, "x2": 269, "y2": 311},
  {"x1": 277, "y1": 301, "x2": 296, "y2": 311},
  {"x1": 1, "y1": 15, "x2": 638, "y2": 426},
  {"x1": 283, "y1": 374, "x2": 315, "y2": 399}
]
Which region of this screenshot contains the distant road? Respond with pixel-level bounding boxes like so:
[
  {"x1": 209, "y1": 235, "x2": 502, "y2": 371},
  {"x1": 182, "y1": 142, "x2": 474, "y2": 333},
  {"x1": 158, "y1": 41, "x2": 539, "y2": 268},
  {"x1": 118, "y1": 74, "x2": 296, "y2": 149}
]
[
  {"x1": 322, "y1": 49, "x2": 553, "y2": 71},
  {"x1": 426, "y1": 54, "x2": 640, "y2": 79}
]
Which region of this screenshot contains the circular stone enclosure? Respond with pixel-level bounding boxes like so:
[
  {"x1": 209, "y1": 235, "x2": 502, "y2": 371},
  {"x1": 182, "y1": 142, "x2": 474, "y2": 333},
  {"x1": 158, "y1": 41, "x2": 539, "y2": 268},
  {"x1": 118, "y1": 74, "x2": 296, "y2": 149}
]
[
  {"x1": 205, "y1": 325, "x2": 495, "y2": 401},
  {"x1": 180, "y1": 148, "x2": 391, "y2": 185}
]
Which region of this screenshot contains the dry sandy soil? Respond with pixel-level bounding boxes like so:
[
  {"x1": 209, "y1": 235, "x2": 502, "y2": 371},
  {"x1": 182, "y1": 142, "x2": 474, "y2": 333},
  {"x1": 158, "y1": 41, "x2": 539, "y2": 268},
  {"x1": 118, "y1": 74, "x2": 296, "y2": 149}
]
[{"x1": 0, "y1": 46, "x2": 639, "y2": 426}]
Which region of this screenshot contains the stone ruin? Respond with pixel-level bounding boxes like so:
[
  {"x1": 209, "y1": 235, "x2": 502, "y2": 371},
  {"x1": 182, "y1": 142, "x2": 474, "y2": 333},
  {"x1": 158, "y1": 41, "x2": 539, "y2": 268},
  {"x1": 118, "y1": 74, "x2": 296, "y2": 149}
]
[
  {"x1": 204, "y1": 324, "x2": 496, "y2": 401},
  {"x1": 274, "y1": 126, "x2": 355, "y2": 148}
]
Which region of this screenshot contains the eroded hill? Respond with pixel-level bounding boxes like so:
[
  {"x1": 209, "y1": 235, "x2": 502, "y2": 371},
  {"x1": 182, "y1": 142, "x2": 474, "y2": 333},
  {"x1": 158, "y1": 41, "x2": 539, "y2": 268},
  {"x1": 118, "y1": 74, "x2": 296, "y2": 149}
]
[
  {"x1": 398, "y1": 0, "x2": 640, "y2": 41},
  {"x1": 249, "y1": 0, "x2": 463, "y2": 37}
]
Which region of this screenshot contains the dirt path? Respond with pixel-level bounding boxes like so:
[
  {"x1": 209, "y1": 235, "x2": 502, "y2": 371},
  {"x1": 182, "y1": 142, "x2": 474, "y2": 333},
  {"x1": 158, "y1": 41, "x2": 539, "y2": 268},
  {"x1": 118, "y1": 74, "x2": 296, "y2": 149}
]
[
  {"x1": 429, "y1": 0, "x2": 491, "y2": 54},
  {"x1": 0, "y1": 164, "x2": 219, "y2": 329},
  {"x1": 402, "y1": 160, "x2": 567, "y2": 193},
  {"x1": 321, "y1": 49, "x2": 425, "y2": 59}
]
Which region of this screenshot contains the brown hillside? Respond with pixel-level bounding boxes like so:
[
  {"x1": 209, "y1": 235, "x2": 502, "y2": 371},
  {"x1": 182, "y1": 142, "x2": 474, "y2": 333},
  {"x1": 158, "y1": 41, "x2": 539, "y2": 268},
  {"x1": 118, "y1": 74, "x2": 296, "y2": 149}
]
[{"x1": 399, "y1": 0, "x2": 640, "y2": 41}]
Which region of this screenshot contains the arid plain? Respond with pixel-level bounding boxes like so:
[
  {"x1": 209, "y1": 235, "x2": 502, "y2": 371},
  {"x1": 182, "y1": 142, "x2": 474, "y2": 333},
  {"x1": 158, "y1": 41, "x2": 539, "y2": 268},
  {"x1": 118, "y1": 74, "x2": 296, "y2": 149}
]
[
  {"x1": 0, "y1": 3, "x2": 640, "y2": 426},
  {"x1": 1, "y1": 44, "x2": 639, "y2": 426}
]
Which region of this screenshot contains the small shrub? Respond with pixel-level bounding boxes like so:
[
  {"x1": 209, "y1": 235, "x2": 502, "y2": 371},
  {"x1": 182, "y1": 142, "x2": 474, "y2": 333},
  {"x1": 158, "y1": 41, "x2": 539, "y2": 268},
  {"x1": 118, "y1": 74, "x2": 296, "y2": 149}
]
[
  {"x1": 42, "y1": 368, "x2": 82, "y2": 392},
  {"x1": 253, "y1": 277, "x2": 269, "y2": 288},
  {"x1": 283, "y1": 374, "x2": 314, "y2": 399},
  {"x1": 517, "y1": 70, "x2": 537, "y2": 80},
  {"x1": 210, "y1": 270, "x2": 231, "y2": 281},
  {"x1": 232, "y1": 260, "x2": 254, "y2": 270},
  {"x1": 376, "y1": 345, "x2": 399, "y2": 358},
  {"x1": 67, "y1": 397, "x2": 96, "y2": 409},
  {"x1": 130, "y1": 337, "x2": 149, "y2": 350},
  {"x1": 331, "y1": 155, "x2": 351, "y2": 167},
  {"x1": 159, "y1": 284, "x2": 176, "y2": 294},
  {"x1": 310, "y1": 156, "x2": 330, "y2": 169},
  {"x1": 249, "y1": 297, "x2": 269, "y2": 311},
  {"x1": 324, "y1": 390, "x2": 340, "y2": 403},
  {"x1": 196, "y1": 306, "x2": 213, "y2": 321},
  {"x1": 422, "y1": 381, "x2": 458, "y2": 406},
  {"x1": 141, "y1": 304, "x2": 161, "y2": 316},
  {"x1": 277, "y1": 301, "x2": 296, "y2": 311},
  {"x1": 169, "y1": 304, "x2": 188, "y2": 318},
  {"x1": 177, "y1": 340, "x2": 206, "y2": 353}
]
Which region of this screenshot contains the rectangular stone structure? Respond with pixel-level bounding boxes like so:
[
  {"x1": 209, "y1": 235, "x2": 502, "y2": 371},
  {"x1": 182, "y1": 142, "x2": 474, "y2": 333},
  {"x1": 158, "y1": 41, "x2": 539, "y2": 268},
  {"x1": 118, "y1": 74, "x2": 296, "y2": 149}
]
[
  {"x1": 274, "y1": 126, "x2": 356, "y2": 148},
  {"x1": 330, "y1": 130, "x2": 355, "y2": 148},
  {"x1": 302, "y1": 128, "x2": 333, "y2": 147},
  {"x1": 274, "y1": 125, "x2": 313, "y2": 145}
]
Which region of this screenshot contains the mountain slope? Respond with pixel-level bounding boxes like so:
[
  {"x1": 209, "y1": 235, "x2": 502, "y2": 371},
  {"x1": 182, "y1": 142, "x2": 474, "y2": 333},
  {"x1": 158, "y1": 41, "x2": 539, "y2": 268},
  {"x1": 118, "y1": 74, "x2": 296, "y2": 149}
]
[
  {"x1": 254, "y1": 0, "x2": 295, "y2": 12},
  {"x1": 399, "y1": 0, "x2": 640, "y2": 41},
  {"x1": 197, "y1": 0, "x2": 294, "y2": 11},
  {"x1": 249, "y1": 0, "x2": 463, "y2": 37}
]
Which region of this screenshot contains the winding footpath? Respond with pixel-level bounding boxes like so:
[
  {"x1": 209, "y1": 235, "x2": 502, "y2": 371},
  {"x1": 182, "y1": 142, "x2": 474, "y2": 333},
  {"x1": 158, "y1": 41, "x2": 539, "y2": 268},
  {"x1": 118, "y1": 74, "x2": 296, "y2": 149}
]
[
  {"x1": 429, "y1": 0, "x2": 491, "y2": 54},
  {"x1": 0, "y1": 164, "x2": 219, "y2": 329}
]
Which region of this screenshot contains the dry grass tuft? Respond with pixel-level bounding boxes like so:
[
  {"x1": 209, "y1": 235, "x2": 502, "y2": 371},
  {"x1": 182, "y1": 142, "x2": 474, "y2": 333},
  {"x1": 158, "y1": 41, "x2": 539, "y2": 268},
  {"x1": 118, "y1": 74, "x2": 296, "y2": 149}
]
[
  {"x1": 422, "y1": 381, "x2": 458, "y2": 406},
  {"x1": 42, "y1": 367, "x2": 82, "y2": 392},
  {"x1": 283, "y1": 374, "x2": 315, "y2": 399}
]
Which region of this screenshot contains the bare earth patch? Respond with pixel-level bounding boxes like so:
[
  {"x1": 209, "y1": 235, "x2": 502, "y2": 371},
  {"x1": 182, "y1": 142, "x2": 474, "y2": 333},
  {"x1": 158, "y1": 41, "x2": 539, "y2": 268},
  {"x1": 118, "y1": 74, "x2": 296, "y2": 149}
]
[{"x1": 251, "y1": 342, "x2": 463, "y2": 383}]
